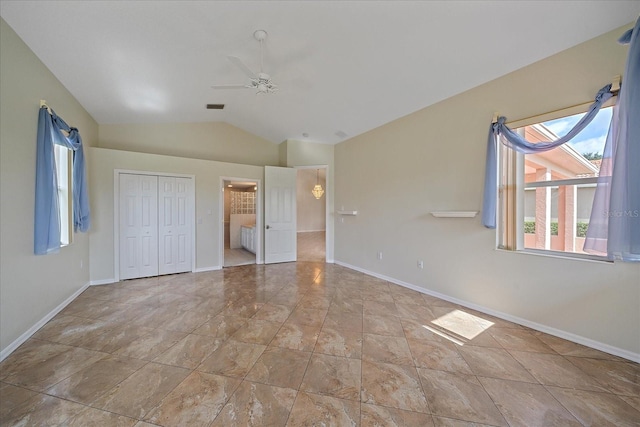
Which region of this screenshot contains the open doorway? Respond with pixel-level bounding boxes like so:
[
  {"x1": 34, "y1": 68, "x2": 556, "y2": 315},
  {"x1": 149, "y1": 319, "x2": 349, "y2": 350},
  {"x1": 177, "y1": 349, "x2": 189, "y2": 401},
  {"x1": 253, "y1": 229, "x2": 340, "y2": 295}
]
[
  {"x1": 296, "y1": 167, "x2": 326, "y2": 262},
  {"x1": 223, "y1": 179, "x2": 258, "y2": 267}
]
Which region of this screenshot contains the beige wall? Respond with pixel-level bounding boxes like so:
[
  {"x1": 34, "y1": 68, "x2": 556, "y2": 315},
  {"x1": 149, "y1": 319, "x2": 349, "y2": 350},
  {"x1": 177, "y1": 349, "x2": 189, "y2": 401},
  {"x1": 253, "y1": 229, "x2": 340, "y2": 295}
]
[
  {"x1": 89, "y1": 147, "x2": 264, "y2": 283},
  {"x1": 99, "y1": 122, "x2": 280, "y2": 167},
  {"x1": 281, "y1": 139, "x2": 335, "y2": 261},
  {"x1": 278, "y1": 140, "x2": 288, "y2": 167},
  {"x1": 297, "y1": 168, "x2": 327, "y2": 232},
  {"x1": 334, "y1": 23, "x2": 640, "y2": 358},
  {"x1": 0, "y1": 19, "x2": 99, "y2": 353}
]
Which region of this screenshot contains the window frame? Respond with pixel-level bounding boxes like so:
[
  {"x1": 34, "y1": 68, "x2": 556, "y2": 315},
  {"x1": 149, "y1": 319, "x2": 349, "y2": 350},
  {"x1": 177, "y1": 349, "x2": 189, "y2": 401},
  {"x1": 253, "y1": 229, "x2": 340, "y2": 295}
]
[
  {"x1": 54, "y1": 144, "x2": 73, "y2": 247},
  {"x1": 497, "y1": 100, "x2": 616, "y2": 262}
]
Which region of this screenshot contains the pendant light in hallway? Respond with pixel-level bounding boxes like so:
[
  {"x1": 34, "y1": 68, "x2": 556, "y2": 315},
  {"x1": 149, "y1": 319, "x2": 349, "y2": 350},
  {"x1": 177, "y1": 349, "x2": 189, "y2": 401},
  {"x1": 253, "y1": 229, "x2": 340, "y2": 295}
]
[{"x1": 312, "y1": 169, "x2": 324, "y2": 199}]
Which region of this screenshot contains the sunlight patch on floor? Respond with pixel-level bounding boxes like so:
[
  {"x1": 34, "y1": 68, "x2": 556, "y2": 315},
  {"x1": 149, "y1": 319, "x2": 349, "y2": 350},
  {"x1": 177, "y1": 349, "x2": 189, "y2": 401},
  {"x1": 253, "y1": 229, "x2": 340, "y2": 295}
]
[{"x1": 425, "y1": 309, "x2": 495, "y2": 345}]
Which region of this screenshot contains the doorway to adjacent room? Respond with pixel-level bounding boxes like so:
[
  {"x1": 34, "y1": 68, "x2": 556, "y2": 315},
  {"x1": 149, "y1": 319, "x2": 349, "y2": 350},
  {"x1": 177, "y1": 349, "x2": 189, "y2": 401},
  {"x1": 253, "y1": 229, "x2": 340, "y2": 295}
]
[{"x1": 222, "y1": 179, "x2": 258, "y2": 267}]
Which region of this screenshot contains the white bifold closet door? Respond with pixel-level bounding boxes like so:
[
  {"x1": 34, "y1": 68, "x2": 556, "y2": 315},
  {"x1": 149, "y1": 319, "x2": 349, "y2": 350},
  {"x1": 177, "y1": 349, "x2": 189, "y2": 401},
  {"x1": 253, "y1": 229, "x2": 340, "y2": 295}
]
[
  {"x1": 158, "y1": 176, "x2": 192, "y2": 275},
  {"x1": 119, "y1": 174, "x2": 159, "y2": 280},
  {"x1": 119, "y1": 174, "x2": 192, "y2": 280}
]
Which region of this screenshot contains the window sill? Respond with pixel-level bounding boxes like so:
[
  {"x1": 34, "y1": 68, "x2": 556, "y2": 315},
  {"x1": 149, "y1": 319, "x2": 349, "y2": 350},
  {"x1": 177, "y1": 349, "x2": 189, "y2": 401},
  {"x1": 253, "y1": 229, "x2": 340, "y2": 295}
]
[{"x1": 495, "y1": 247, "x2": 613, "y2": 264}]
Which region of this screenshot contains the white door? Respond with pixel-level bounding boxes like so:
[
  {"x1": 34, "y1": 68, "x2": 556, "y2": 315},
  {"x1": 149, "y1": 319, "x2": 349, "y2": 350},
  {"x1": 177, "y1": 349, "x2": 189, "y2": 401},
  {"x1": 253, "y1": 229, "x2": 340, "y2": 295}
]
[
  {"x1": 265, "y1": 166, "x2": 297, "y2": 264},
  {"x1": 158, "y1": 177, "x2": 192, "y2": 275},
  {"x1": 119, "y1": 174, "x2": 158, "y2": 280}
]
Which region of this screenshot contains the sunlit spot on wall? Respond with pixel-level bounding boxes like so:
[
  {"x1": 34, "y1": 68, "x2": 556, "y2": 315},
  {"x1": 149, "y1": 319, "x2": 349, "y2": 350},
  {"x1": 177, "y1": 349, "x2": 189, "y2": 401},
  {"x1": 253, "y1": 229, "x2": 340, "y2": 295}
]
[{"x1": 426, "y1": 309, "x2": 495, "y2": 345}]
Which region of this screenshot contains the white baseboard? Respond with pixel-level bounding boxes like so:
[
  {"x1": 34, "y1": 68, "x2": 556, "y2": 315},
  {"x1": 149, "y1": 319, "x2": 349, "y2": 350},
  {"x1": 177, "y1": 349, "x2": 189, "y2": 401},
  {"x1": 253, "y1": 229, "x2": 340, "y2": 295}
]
[
  {"x1": 90, "y1": 278, "x2": 116, "y2": 286},
  {"x1": 0, "y1": 282, "x2": 90, "y2": 362},
  {"x1": 334, "y1": 260, "x2": 639, "y2": 363},
  {"x1": 194, "y1": 266, "x2": 222, "y2": 273}
]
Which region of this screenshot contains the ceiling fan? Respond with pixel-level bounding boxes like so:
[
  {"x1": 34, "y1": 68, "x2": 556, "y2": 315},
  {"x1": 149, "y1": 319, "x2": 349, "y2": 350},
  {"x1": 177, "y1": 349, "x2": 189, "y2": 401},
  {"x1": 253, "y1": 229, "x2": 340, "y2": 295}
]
[{"x1": 212, "y1": 30, "x2": 278, "y2": 94}]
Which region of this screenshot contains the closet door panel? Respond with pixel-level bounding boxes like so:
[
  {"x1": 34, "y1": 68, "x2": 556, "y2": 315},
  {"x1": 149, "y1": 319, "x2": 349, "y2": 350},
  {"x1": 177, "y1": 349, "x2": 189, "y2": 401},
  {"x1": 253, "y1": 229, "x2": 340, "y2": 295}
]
[
  {"x1": 174, "y1": 177, "x2": 192, "y2": 273},
  {"x1": 119, "y1": 174, "x2": 158, "y2": 280},
  {"x1": 158, "y1": 177, "x2": 177, "y2": 275}
]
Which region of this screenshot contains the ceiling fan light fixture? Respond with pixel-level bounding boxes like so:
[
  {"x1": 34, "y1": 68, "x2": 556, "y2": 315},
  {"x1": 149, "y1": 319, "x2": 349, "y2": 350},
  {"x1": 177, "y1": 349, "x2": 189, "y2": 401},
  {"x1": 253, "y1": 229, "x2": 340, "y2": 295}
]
[
  {"x1": 211, "y1": 29, "x2": 278, "y2": 94},
  {"x1": 253, "y1": 29, "x2": 267, "y2": 42}
]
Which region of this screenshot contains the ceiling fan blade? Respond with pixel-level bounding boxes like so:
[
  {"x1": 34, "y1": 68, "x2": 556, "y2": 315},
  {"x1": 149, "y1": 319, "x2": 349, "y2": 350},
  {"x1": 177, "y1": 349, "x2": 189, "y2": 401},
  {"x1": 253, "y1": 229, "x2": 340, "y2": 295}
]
[
  {"x1": 228, "y1": 56, "x2": 257, "y2": 79},
  {"x1": 211, "y1": 84, "x2": 249, "y2": 90}
]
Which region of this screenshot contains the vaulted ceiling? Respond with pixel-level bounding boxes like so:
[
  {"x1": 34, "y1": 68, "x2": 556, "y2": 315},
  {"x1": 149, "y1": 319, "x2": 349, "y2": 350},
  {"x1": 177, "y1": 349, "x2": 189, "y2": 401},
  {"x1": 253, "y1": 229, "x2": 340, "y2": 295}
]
[{"x1": 1, "y1": 1, "x2": 638, "y2": 144}]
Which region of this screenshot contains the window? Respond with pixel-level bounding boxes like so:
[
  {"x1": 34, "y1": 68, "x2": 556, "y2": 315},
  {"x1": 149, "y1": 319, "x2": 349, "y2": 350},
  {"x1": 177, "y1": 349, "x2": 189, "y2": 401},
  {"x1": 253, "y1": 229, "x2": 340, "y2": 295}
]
[
  {"x1": 54, "y1": 144, "x2": 72, "y2": 246},
  {"x1": 498, "y1": 106, "x2": 613, "y2": 258}
]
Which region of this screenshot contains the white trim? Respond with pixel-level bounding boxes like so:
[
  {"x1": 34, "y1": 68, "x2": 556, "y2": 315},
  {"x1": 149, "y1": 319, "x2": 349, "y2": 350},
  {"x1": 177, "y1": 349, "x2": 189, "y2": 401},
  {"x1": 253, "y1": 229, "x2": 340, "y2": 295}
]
[
  {"x1": 524, "y1": 177, "x2": 599, "y2": 188},
  {"x1": 430, "y1": 211, "x2": 478, "y2": 218},
  {"x1": 334, "y1": 260, "x2": 639, "y2": 363},
  {"x1": 495, "y1": 248, "x2": 612, "y2": 264},
  {"x1": 194, "y1": 266, "x2": 222, "y2": 273},
  {"x1": 89, "y1": 278, "x2": 116, "y2": 286},
  {"x1": 113, "y1": 169, "x2": 196, "y2": 282},
  {"x1": 0, "y1": 282, "x2": 89, "y2": 362}
]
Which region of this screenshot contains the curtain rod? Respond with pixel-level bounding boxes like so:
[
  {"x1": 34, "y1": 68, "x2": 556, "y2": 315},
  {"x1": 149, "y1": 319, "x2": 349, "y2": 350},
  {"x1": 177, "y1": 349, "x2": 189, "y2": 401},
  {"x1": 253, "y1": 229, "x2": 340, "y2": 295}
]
[
  {"x1": 39, "y1": 99, "x2": 52, "y2": 114},
  {"x1": 491, "y1": 75, "x2": 620, "y2": 124}
]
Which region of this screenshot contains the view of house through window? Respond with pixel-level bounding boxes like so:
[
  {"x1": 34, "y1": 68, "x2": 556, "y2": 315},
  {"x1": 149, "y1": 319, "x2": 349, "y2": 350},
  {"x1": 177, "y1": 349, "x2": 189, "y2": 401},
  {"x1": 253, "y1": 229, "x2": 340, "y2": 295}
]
[
  {"x1": 54, "y1": 144, "x2": 72, "y2": 246},
  {"x1": 499, "y1": 106, "x2": 612, "y2": 257}
]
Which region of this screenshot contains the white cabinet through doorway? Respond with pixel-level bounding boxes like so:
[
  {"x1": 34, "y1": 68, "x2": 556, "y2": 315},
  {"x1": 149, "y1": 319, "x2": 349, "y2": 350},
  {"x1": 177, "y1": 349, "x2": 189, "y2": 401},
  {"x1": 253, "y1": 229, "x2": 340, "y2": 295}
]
[{"x1": 119, "y1": 173, "x2": 193, "y2": 280}]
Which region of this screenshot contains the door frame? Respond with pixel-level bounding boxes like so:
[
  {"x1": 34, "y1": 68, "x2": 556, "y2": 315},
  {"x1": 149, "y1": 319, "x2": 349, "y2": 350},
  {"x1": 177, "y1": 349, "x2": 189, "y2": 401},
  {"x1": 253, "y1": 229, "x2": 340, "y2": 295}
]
[
  {"x1": 294, "y1": 164, "x2": 329, "y2": 263},
  {"x1": 113, "y1": 169, "x2": 196, "y2": 282},
  {"x1": 218, "y1": 176, "x2": 263, "y2": 267}
]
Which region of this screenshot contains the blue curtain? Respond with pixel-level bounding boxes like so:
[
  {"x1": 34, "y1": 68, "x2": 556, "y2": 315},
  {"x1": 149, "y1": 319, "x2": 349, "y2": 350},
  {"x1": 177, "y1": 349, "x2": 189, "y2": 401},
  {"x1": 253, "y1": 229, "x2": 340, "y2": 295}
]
[
  {"x1": 481, "y1": 85, "x2": 613, "y2": 229},
  {"x1": 584, "y1": 18, "x2": 640, "y2": 262},
  {"x1": 34, "y1": 107, "x2": 90, "y2": 255}
]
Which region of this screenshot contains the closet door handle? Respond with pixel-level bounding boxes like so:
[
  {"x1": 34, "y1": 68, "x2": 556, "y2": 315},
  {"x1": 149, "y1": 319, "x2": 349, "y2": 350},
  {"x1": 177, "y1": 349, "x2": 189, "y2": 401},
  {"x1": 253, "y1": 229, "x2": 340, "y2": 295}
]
[{"x1": 266, "y1": 225, "x2": 271, "y2": 230}]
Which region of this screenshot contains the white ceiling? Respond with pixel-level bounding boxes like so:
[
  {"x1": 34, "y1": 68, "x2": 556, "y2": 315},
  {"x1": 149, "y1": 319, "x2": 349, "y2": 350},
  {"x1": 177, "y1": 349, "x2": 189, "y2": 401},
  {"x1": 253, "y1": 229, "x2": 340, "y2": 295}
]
[{"x1": 1, "y1": 1, "x2": 638, "y2": 144}]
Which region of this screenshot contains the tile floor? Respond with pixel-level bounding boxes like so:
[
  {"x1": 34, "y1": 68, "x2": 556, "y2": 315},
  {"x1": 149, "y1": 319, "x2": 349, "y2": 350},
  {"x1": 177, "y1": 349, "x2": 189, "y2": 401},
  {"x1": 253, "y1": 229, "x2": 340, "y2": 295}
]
[
  {"x1": 1, "y1": 262, "x2": 639, "y2": 426},
  {"x1": 223, "y1": 247, "x2": 256, "y2": 267},
  {"x1": 224, "y1": 230, "x2": 325, "y2": 267},
  {"x1": 297, "y1": 231, "x2": 326, "y2": 262}
]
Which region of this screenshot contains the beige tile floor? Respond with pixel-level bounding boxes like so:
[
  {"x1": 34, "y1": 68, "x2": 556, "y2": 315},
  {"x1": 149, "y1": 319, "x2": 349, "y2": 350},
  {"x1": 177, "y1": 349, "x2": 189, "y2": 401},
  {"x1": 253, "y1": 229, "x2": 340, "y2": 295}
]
[
  {"x1": 223, "y1": 247, "x2": 256, "y2": 267},
  {"x1": 297, "y1": 231, "x2": 325, "y2": 262},
  {"x1": 224, "y1": 230, "x2": 325, "y2": 267},
  {"x1": 1, "y1": 262, "x2": 639, "y2": 426}
]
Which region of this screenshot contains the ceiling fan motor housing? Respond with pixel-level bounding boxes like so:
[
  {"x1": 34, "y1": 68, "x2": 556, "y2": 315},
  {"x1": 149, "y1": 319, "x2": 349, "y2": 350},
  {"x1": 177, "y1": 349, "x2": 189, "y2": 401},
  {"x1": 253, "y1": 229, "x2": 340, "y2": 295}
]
[{"x1": 254, "y1": 30, "x2": 267, "y2": 41}]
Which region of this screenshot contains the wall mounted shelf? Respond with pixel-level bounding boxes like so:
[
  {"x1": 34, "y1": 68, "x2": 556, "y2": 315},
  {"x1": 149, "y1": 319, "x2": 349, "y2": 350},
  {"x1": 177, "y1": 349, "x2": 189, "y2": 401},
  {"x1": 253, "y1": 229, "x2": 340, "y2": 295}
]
[
  {"x1": 337, "y1": 210, "x2": 358, "y2": 216},
  {"x1": 430, "y1": 211, "x2": 478, "y2": 218}
]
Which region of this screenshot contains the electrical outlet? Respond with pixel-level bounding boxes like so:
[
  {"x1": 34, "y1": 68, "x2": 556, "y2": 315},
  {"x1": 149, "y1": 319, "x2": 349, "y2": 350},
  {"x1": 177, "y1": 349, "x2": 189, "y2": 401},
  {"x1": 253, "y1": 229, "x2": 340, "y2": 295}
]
[
  {"x1": 417, "y1": 260, "x2": 424, "y2": 269},
  {"x1": 377, "y1": 251, "x2": 383, "y2": 260}
]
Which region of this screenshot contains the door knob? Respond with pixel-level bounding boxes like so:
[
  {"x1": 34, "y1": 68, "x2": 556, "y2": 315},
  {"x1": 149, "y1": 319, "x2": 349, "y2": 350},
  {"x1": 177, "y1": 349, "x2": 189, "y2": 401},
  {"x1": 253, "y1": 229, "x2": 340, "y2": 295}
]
[{"x1": 266, "y1": 225, "x2": 270, "y2": 229}]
